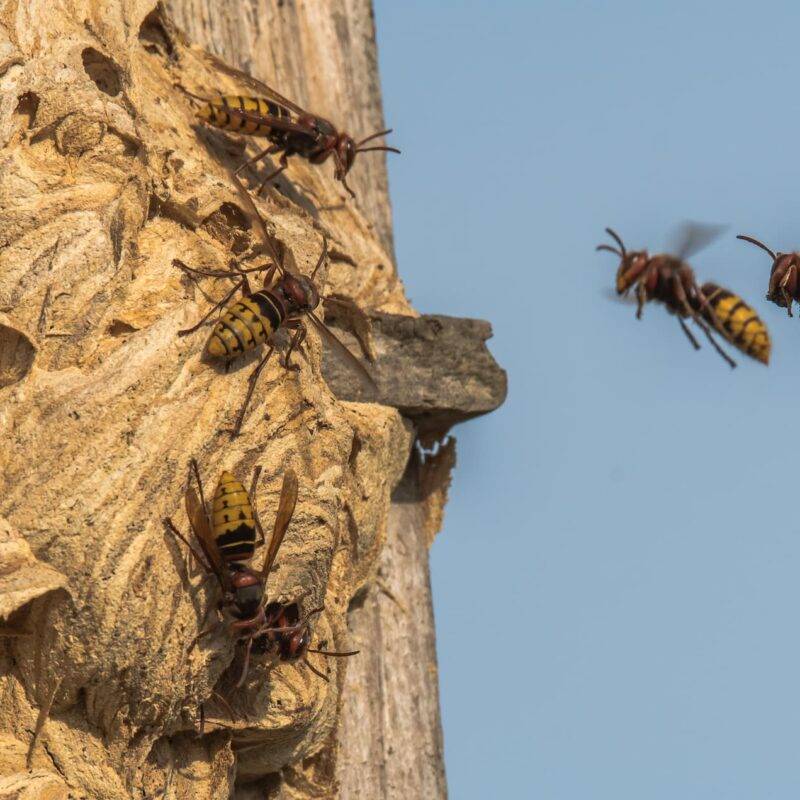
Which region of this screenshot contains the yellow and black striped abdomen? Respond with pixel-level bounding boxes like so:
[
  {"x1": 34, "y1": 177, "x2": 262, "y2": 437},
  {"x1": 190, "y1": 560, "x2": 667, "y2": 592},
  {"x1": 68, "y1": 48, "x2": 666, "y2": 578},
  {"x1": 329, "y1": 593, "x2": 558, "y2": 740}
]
[
  {"x1": 212, "y1": 471, "x2": 257, "y2": 562},
  {"x1": 197, "y1": 95, "x2": 291, "y2": 137},
  {"x1": 205, "y1": 291, "x2": 286, "y2": 360},
  {"x1": 701, "y1": 283, "x2": 771, "y2": 365}
]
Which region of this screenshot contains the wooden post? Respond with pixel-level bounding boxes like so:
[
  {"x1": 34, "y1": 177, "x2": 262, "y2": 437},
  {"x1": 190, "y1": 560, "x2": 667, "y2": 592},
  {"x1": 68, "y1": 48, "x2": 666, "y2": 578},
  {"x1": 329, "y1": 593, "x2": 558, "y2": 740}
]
[{"x1": 0, "y1": 2, "x2": 505, "y2": 797}]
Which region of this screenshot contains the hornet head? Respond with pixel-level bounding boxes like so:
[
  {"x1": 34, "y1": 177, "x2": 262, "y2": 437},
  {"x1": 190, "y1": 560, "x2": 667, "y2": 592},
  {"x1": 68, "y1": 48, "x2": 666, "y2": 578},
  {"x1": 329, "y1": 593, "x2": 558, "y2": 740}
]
[
  {"x1": 597, "y1": 228, "x2": 650, "y2": 295},
  {"x1": 279, "y1": 272, "x2": 321, "y2": 313}
]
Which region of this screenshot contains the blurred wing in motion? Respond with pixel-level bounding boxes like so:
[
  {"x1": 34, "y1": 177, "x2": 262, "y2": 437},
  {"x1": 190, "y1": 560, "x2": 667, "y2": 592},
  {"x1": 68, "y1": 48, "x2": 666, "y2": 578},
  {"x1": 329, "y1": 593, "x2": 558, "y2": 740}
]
[{"x1": 668, "y1": 221, "x2": 728, "y2": 261}]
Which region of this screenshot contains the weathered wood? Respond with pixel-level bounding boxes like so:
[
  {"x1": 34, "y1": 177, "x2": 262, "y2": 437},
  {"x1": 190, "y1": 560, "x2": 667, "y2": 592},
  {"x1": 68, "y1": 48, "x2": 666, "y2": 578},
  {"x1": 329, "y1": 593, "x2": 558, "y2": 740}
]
[
  {"x1": 323, "y1": 311, "x2": 508, "y2": 434},
  {"x1": 337, "y1": 454, "x2": 450, "y2": 799}
]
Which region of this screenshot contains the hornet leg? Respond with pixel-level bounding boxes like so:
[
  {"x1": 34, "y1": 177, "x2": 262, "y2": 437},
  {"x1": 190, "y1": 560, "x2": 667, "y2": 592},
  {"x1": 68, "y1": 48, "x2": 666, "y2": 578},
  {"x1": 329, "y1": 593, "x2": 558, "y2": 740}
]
[
  {"x1": 211, "y1": 690, "x2": 245, "y2": 724},
  {"x1": 780, "y1": 268, "x2": 793, "y2": 317},
  {"x1": 634, "y1": 263, "x2": 658, "y2": 320},
  {"x1": 177, "y1": 278, "x2": 245, "y2": 337},
  {"x1": 163, "y1": 518, "x2": 213, "y2": 576},
  {"x1": 256, "y1": 152, "x2": 291, "y2": 196},
  {"x1": 283, "y1": 319, "x2": 307, "y2": 370},
  {"x1": 635, "y1": 280, "x2": 647, "y2": 320},
  {"x1": 677, "y1": 317, "x2": 701, "y2": 350},
  {"x1": 234, "y1": 143, "x2": 282, "y2": 178},
  {"x1": 26, "y1": 678, "x2": 62, "y2": 769},
  {"x1": 693, "y1": 315, "x2": 737, "y2": 369},
  {"x1": 690, "y1": 284, "x2": 737, "y2": 368},
  {"x1": 190, "y1": 624, "x2": 218, "y2": 651},
  {"x1": 232, "y1": 346, "x2": 275, "y2": 438},
  {"x1": 676, "y1": 279, "x2": 736, "y2": 368},
  {"x1": 303, "y1": 657, "x2": 330, "y2": 682},
  {"x1": 236, "y1": 638, "x2": 255, "y2": 688}
]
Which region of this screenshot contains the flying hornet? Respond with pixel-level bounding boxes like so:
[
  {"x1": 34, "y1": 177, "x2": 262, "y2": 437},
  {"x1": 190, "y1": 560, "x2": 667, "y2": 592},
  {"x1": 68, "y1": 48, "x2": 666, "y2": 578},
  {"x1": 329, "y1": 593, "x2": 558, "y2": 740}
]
[
  {"x1": 164, "y1": 462, "x2": 357, "y2": 686},
  {"x1": 736, "y1": 234, "x2": 800, "y2": 317},
  {"x1": 183, "y1": 51, "x2": 399, "y2": 197},
  {"x1": 597, "y1": 223, "x2": 771, "y2": 367},
  {"x1": 175, "y1": 172, "x2": 376, "y2": 437}
]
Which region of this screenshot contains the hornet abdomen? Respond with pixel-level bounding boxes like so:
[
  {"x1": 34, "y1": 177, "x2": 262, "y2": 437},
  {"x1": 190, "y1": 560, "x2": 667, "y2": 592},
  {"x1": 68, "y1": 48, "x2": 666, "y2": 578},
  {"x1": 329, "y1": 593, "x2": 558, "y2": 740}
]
[
  {"x1": 196, "y1": 95, "x2": 291, "y2": 137},
  {"x1": 212, "y1": 471, "x2": 257, "y2": 562},
  {"x1": 205, "y1": 291, "x2": 286, "y2": 360},
  {"x1": 700, "y1": 283, "x2": 771, "y2": 365}
]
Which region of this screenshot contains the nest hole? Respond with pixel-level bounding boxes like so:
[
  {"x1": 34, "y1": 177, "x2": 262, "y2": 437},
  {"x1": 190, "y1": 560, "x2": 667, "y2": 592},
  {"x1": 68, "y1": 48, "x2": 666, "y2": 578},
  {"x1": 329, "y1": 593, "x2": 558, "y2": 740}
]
[
  {"x1": 81, "y1": 47, "x2": 122, "y2": 96},
  {"x1": 107, "y1": 319, "x2": 138, "y2": 337},
  {"x1": 138, "y1": 9, "x2": 175, "y2": 57},
  {"x1": 201, "y1": 203, "x2": 253, "y2": 253},
  {"x1": 14, "y1": 92, "x2": 39, "y2": 129},
  {"x1": 213, "y1": 202, "x2": 251, "y2": 232},
  {"x1": 0, "y1": 324, "x2": 35, "y2": 388}
]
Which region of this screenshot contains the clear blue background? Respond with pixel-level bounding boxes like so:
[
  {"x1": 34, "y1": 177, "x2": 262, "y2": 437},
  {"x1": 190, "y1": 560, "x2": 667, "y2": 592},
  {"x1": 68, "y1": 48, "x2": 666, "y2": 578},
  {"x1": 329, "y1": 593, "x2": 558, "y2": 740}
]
[{"x1": 374, "y1": 1, "x2": 800, "y2": 798}]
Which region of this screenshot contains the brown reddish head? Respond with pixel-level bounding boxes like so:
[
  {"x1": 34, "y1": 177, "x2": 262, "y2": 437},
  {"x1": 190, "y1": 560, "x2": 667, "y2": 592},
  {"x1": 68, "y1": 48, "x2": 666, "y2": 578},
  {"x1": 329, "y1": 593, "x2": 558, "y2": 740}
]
[
  {"x1": 334, "y1": 133, "x2": 357, "y2": 177},
  {"x1": 251, "y1": 601, "x2": 312, "y2": 661},
  {"x1": 737, "y1": 234, "x2": 800, "y2": 314},
  {"x1": 231, "y1": 600, "x2": 303, "y2": 689},
  {"x1": 329, "y1": 127, "x2": 400, "y2": 197},
  {"x1": 274, "y1": 234, "x2": 330, "y2": 313},
  {"x1": 596, "y1": 228, "x2": 651, "y2": 295},
  {"x1": 249, "y1": 602, "x2": 358, "y2": 682},
  {"x1": 278, "y1": 272, "x2": 320, "y2": 313},
  {"x1": 278, "y1": 624, "x2": 312, "y2": 662}
]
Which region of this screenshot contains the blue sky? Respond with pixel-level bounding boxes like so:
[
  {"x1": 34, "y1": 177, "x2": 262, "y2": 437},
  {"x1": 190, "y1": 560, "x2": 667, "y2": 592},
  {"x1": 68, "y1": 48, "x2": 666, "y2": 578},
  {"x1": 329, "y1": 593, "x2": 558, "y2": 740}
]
[{"x1": 374, "y1": 1, "x2": 800, "y2": 798}]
